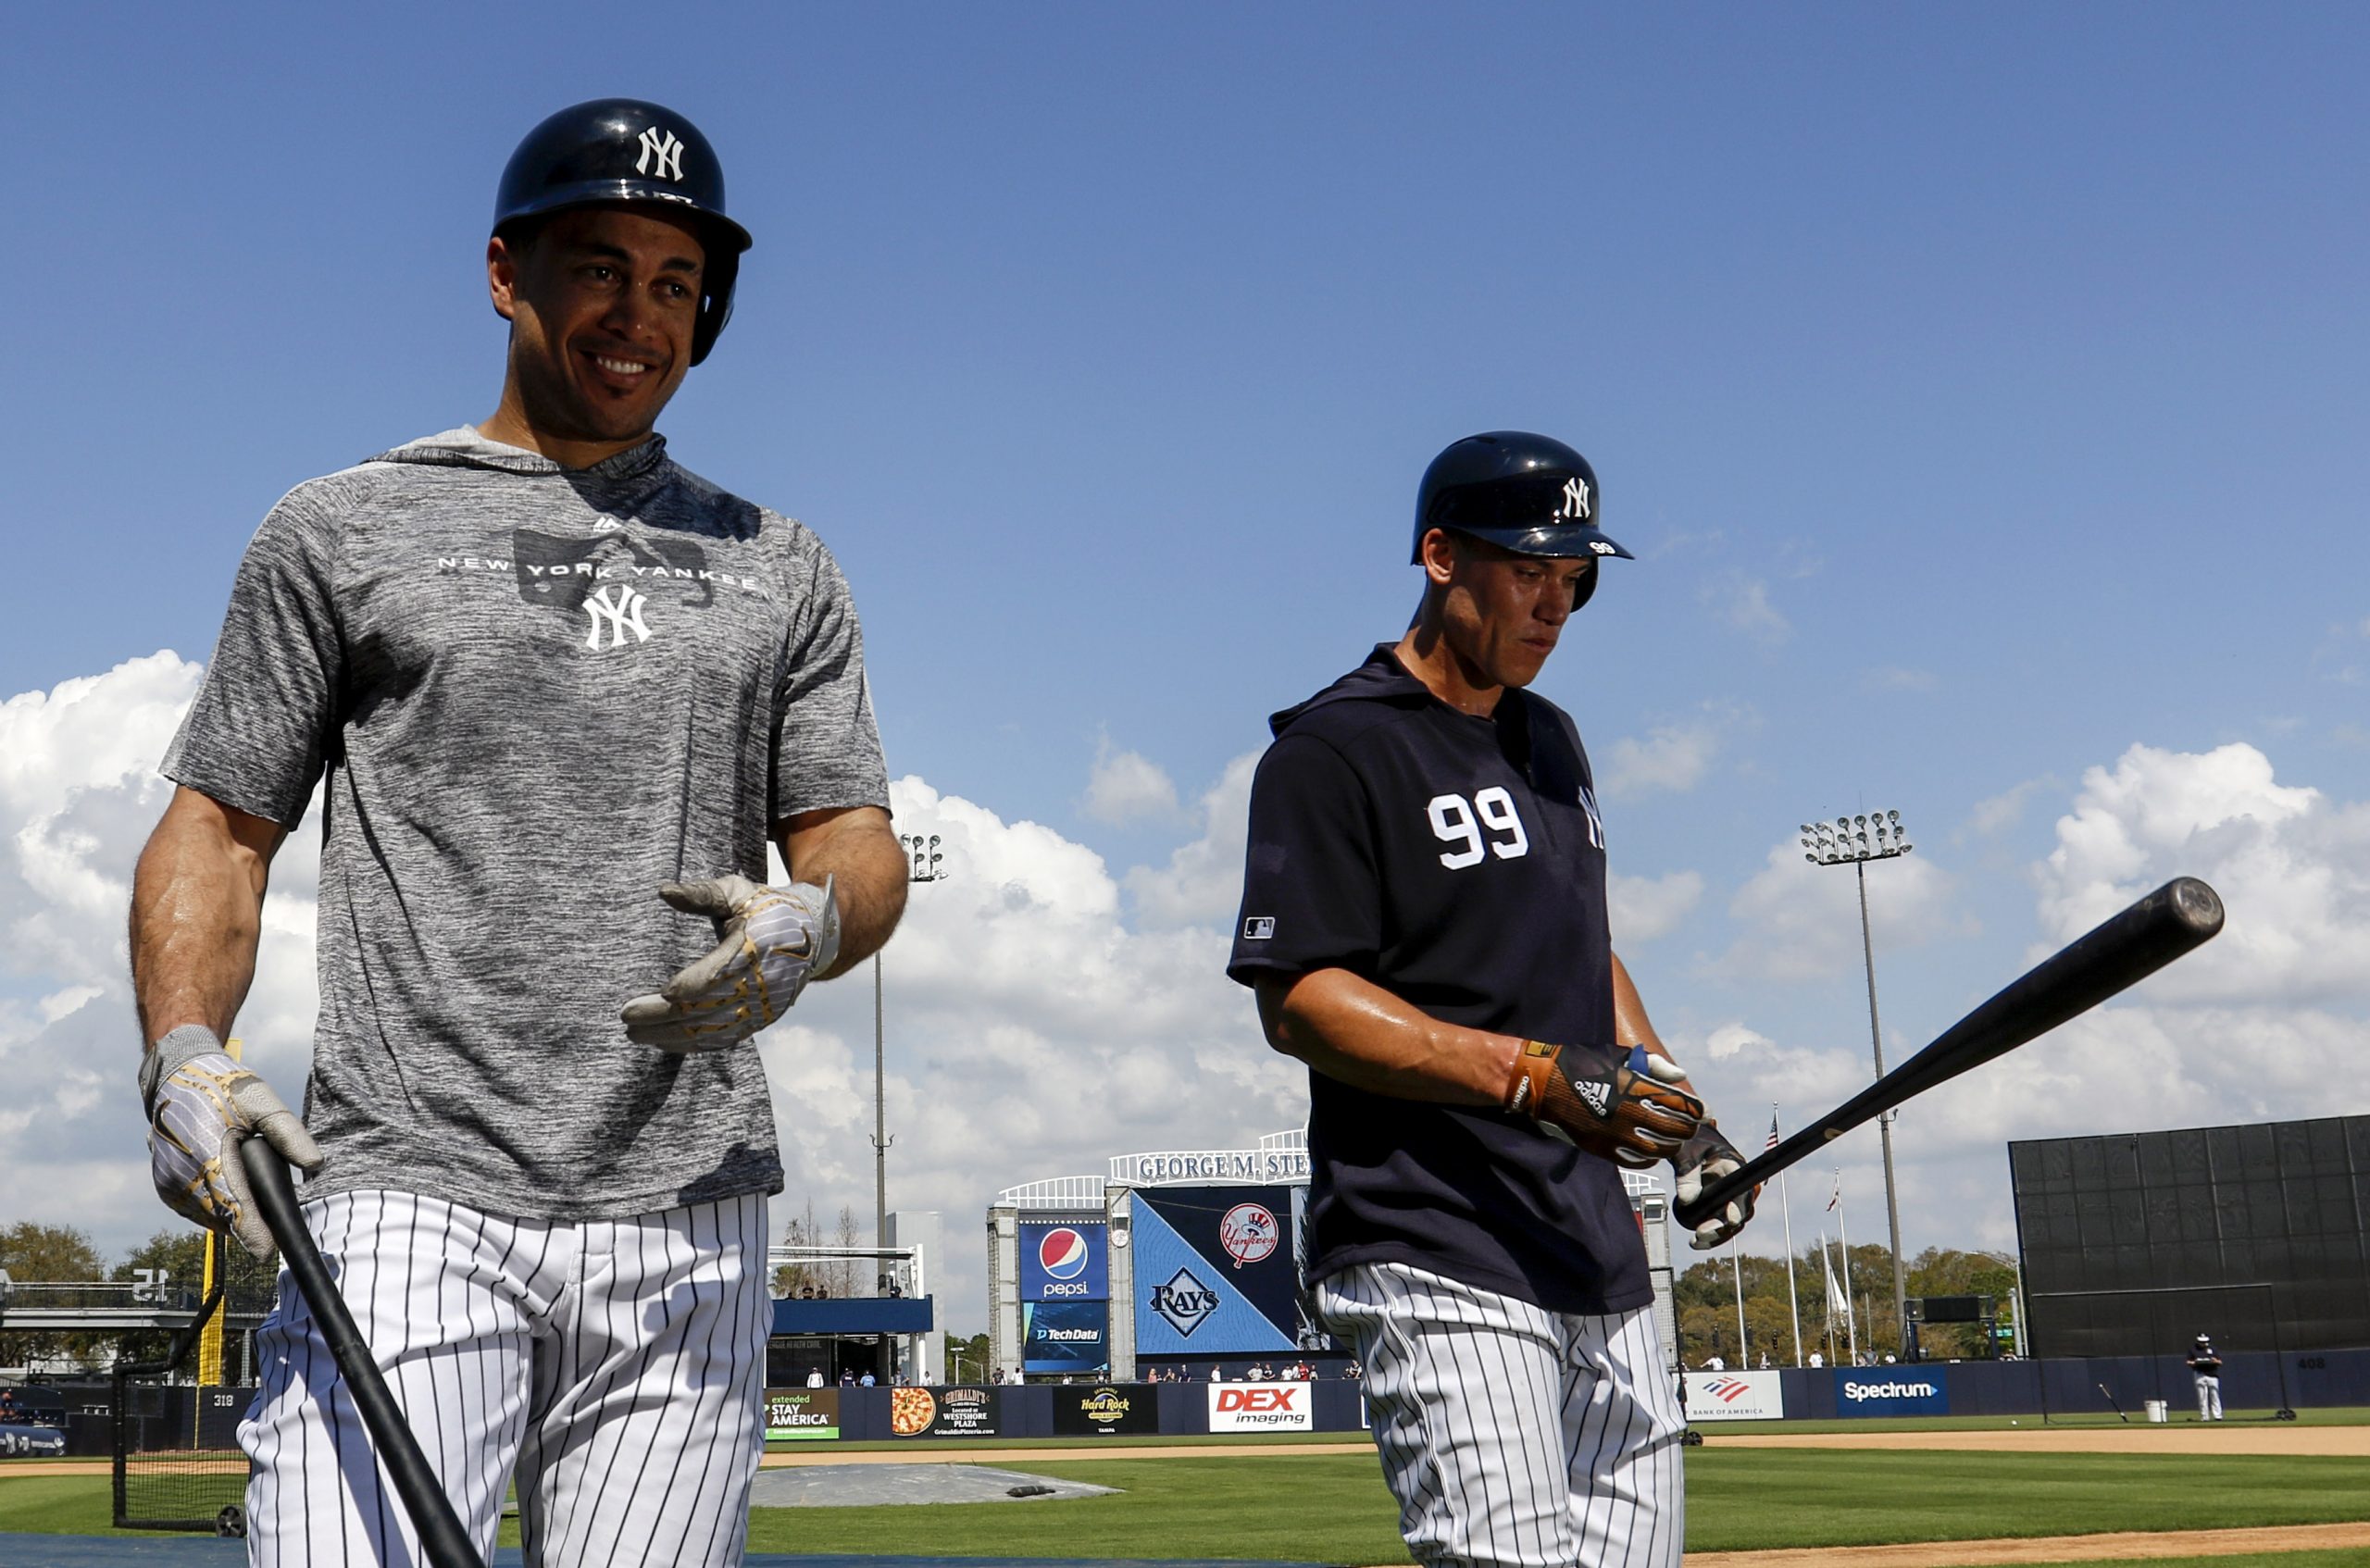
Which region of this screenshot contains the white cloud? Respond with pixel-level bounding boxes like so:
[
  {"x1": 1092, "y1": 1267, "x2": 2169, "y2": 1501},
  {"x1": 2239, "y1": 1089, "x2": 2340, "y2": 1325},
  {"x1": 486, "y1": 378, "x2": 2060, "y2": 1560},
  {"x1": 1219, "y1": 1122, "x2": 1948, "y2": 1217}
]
[
  {"x1": 2034, "y1": 742, "x2": 2370, "y2": 1006},
  {"x1": 1966, "y1": 778, "x2": 2050, "y2": 837},
  {"x1": 1703, "y1": 574, "x2": 1790, "y2": 647},
  {"x1": 0, "y1": 657, "x2": 1298, "y2": 1334},
  {"x1": 1080, "y1": 735, "x2": 1181, "y2": 826},
  {"x1": 1124, "y1": 751, "x2": 1260, "y2": 929},
  {"x1": 1864, "y1": 666, "x2": 1936, "y2": 693},
  {"x1": 1609, "y1": 869, "x2": 1703, "y2": 943},
  {"x1": 1603, "y1": 723, "x2": 1719, "y2": 800},
  {"x1": 1714, "y1": 838, "x2": 1966, "y2": 981}
]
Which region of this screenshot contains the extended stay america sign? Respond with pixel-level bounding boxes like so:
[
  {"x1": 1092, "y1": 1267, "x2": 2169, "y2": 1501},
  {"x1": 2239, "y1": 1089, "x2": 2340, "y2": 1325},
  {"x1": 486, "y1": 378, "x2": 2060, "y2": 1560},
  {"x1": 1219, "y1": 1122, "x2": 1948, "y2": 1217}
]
[{"x1": 1207, "y1": 1380, "x2": 1314, "y2": 1433}]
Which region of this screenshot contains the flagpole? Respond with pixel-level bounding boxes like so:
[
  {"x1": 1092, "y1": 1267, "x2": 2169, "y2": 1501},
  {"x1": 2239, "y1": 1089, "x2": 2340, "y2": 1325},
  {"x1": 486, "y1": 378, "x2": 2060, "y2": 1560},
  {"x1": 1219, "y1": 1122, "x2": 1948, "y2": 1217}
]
[
  {"x1": 1733, "y1": 1252, "x2": 1748, "y2": 1366},
  {"x1": 1773, "y1": 1105, "x2": 1802, "y2": 1367},
  {"x1": 1833, "y1": 1172, "x2": 1859, "y2": 1364},
  {"x1": 1818, "y1": 1231, "x2": 1838, "y2": 1363}
]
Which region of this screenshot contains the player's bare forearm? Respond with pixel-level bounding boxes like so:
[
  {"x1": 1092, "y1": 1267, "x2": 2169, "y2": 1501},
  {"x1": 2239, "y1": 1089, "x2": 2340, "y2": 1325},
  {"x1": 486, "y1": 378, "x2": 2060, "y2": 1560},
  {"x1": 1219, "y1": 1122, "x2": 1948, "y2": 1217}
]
[
  {"x1": 1253, "y1": 969, "x2": 1516, "y2": 1107},
  {"x1": 129, "y1": 787, "x2": 284, "y2": 1049},
  {"x1": 776, "y1": 804, "x2": 907, "y2": 977},
  {"x1": 1613, "y1": 951, "x2": 1702, "y2": 1099}
]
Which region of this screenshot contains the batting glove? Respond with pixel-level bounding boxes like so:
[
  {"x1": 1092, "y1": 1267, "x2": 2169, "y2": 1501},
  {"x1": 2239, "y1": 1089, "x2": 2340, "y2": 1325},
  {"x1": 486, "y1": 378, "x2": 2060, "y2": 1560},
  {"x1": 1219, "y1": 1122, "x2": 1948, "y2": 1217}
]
[
  {"x1": 1674, "y1": 1121, "x2": 1759, "y2": 1251},
  {"x1": 141, "y1": 1025, "x2": 322, "y2": 1261},
  {"x1": 1504, "y1": 1041, "x2": 1704, "y2": 1168},
  {"x1": 622, "y1": 873, "x2": 840, "y2": 1052}
]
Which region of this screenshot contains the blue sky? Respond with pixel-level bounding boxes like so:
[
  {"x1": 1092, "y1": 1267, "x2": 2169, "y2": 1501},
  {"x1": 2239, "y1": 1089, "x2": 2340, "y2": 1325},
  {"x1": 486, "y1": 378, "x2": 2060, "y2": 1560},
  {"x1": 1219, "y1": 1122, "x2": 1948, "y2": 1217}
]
[{"x1": 6, "y1": 4, "x2": 2367, "y2": 1324}]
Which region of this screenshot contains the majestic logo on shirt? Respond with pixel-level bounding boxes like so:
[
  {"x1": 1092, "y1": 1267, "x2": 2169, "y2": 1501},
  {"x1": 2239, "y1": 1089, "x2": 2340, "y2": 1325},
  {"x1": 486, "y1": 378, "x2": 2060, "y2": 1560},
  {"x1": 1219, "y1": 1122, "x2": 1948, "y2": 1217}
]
[
  {"x1": 583, "y1": 584, "x2": 652, "y2": 649},
  {"x1": 1150, "y1": 1266, "x2": 1220, "y2": 1338},
  {"x1": 637, "y1": 127, "x2": 687, "y2": 180},
  {"x1": 1218, "y1": 1203, "x2": 1279, "y2": 1269},
  {"x1": 1558, "y1": 476, "x2": 1591, "y2": 520}
]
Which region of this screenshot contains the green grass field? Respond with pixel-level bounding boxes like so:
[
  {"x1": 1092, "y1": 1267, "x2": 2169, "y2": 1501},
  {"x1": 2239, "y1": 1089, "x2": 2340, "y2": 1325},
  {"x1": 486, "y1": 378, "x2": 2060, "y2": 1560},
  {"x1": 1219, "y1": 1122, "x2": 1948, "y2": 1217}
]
[{"x1": 9, "y1": 1448, "x2": 2370, "y2": 1562}]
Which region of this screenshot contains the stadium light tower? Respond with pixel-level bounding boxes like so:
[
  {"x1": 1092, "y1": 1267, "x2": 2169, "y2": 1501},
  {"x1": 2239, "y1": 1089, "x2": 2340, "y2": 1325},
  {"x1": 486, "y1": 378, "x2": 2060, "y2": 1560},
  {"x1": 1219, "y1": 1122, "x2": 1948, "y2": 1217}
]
[
  {"x1": 875, "y1": 833, "x2": 948, "y2": 1289},
  {"x1": 1802, "y1": 810, "x2": 1913, "y2": 1353}
]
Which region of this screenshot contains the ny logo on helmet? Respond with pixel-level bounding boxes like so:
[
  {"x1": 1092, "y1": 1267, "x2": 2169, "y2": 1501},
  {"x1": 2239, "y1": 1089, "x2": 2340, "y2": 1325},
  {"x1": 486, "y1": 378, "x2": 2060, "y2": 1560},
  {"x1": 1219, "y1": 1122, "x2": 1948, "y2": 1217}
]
[
  {"x1": 636, "y1": 128, "x2": 686, "y2": 181},
  {"x1": 1557, "y1": 476, "x2": 1591, "y2": 520}
]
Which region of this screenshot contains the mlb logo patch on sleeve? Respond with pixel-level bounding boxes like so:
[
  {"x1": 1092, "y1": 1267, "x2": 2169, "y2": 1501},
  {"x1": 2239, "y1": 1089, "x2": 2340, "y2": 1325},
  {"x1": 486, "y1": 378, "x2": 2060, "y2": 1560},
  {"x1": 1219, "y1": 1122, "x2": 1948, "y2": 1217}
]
[{"x1": 1242, "y1": 916, "x2": 1276, "y2": 940}]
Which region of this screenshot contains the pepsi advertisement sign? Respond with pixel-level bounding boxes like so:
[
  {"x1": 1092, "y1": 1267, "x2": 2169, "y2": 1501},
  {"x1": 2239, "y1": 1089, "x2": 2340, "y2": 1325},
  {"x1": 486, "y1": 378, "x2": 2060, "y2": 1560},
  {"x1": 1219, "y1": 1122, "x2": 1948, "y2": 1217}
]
[
  {"x1": 1835, "y1": 1371, "x2": 1950, "y2": 1416},
  {"x1": 1019, "y1": 1219, "x2": 1109, "y2": 1301}
]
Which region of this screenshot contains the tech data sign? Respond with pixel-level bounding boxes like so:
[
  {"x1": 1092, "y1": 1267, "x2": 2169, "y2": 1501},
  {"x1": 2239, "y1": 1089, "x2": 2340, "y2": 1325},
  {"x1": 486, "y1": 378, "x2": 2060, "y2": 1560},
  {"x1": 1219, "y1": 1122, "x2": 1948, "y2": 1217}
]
[
  {"x1": 1684, "y1": 1371, "x2": 1785, "y2": 1423},
  {"x1": 1207, "y1": 1380, "x2": 1313, "y2": 1433},
  {"x1": 1836, "y1": 1371, "x2": 1950, "y2": 1417}
]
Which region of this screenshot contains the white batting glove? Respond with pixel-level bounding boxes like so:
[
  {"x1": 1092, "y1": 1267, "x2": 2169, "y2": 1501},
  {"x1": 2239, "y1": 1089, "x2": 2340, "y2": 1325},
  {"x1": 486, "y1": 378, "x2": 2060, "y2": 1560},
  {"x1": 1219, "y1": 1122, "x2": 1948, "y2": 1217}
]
[
  {"x1": 1673, "y1": 1121, "x2": 1759, "y2": 1251},
  {"x1": 621, "y1": 873, "x2": 841, "y2": 1052},
  {"x1": 141, "y1": 1025, "x2": 323, "y2": 1261}
]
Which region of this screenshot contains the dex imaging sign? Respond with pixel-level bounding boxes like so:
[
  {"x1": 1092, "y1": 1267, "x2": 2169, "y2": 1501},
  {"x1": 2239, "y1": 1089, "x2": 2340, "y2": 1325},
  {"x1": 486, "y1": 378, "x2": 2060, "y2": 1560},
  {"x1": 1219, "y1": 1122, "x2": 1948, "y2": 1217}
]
[
  {"x1": 1836, "y1": 1371, "x2": 1949, "y2": 1416},
  {"x1": 1207, "y1": 1380, "x2": 1313, "y2": 1433}
]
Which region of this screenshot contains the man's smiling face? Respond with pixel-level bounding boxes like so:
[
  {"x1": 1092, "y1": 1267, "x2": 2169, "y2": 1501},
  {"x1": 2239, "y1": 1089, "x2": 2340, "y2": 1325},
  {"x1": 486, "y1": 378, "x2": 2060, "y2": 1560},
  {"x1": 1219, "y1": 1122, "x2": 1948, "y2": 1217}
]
[{"x1": 488, "y1": 205, "x2": 706, "y2": 450}]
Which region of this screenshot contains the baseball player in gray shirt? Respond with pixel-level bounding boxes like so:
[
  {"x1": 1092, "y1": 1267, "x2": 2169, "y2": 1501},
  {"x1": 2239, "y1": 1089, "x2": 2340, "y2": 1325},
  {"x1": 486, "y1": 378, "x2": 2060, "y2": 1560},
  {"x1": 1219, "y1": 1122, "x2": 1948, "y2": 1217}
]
[{"x1": 128, "y1": 100, "x2": 905, "y2": 1566}]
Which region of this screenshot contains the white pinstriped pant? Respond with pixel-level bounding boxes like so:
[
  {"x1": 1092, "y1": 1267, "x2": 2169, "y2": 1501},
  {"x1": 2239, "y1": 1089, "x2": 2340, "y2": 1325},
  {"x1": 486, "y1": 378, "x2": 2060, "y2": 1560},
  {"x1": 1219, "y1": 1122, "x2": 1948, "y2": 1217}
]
[
  {"x1": 239, "y1": 1188, "x2": 770, "y2": 1567},
  {"x1": 1318, "y1": 1262, "x2": 1685, "y2": 1568}
]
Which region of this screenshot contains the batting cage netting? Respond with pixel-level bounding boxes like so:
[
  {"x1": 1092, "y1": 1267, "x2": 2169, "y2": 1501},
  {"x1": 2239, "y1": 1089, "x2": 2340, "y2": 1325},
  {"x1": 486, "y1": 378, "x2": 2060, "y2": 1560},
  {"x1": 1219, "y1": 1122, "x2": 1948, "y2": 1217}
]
[{"x1": 111, "y1": 1242, "x2": 259, "y2": 1537}]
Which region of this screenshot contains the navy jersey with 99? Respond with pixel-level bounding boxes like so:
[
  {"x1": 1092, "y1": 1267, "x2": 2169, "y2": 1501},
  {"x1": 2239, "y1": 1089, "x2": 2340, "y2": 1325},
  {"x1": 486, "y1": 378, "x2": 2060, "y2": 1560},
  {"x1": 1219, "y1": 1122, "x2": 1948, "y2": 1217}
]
[{"x1": 1227, "y1": 646, "x2": 1649, "y2": 1314}]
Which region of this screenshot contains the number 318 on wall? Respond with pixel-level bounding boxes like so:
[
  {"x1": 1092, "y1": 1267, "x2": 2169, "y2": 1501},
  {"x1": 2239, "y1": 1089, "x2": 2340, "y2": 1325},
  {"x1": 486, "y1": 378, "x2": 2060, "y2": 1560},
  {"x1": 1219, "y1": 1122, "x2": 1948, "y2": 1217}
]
[{"x1": 1427, "y1": 788, "x2": 1528, "y2": 868}]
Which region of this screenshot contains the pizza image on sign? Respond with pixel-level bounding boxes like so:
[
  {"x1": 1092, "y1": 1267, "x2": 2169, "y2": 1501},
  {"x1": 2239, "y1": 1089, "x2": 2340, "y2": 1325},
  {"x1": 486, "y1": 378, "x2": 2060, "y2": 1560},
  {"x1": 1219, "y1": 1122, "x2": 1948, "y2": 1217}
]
[
  {"x1": 890, "y1": 1387, "x2": 937, "y2": 1437},
  {"x1": 1218, "y1": 1203, "x2": 1279, "y2": 1268}
]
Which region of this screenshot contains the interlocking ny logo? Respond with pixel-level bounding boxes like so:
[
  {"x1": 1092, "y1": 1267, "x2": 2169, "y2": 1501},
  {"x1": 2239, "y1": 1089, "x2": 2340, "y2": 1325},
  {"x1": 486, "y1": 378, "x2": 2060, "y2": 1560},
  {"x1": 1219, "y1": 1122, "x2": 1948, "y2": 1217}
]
[
  {"x1": 636, "y1": 127, "x2": 686, "y2": 180},
  {"x1": 1558, "y1": 476, "x2": 1591, "y2": 520},
  {"x1": 583, "y1": 585, "x2": 652, "y2": 650}
]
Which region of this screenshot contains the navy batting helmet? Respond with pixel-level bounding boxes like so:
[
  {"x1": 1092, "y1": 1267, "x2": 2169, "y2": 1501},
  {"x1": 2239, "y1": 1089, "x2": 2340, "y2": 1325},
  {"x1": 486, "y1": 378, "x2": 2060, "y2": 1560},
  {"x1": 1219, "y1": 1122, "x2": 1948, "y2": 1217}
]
[
  {"x1": 493, "y1": 99, "x2": 754, "y2": 366},
  {"x1": 1414, "y1": 431, "x2": 1633, "y2": 605}
]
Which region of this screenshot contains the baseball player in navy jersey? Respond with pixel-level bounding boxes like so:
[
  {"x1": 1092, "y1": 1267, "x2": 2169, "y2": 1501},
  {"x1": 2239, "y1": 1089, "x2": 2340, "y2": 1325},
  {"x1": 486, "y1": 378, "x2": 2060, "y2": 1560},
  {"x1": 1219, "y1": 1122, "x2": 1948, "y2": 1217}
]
[
  {"x1": 129, "y1": 100, "x2": 907, "y2": 1565},
  {"x1": 1229, "y1": 432, "x2": 1759, "y2": 1568},
  {"x1": 2188, "y1": 1334, "x2": 2225, "y2": 1420}
]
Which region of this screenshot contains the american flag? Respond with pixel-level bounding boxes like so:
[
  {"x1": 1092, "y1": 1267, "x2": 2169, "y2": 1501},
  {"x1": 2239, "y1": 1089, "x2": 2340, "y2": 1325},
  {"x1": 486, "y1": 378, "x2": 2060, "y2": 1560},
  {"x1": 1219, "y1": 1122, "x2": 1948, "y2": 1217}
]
[{"x1": 1765, "y1": 1113, "x2": 1780, "y2": 1153}]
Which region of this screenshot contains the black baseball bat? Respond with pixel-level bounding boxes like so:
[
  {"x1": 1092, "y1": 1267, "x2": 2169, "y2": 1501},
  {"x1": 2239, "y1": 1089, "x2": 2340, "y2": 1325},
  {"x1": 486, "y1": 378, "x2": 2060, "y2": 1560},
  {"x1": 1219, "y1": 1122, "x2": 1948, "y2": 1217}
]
[
  {"x1": 242, "y1": 1139, "x2": 484, "y2": 1568},
  {"x1": 2098, "y1": 1381, "x2": 2130, "y2": 1423},
  {"x1": 1674, "y1": 876, "x2": 2224, "y2": 1230}
]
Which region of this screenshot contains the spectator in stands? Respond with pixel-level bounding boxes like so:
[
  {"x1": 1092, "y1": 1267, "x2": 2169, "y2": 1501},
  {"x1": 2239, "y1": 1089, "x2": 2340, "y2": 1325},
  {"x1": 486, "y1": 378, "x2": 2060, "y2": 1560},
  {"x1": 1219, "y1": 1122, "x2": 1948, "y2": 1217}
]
[
  {"x1": 1807, "y1": 1350, "x2": 1824, "y2": 1368},
  {"x1": 859, "y1": 1371, "x2": 876, "y2": 1388},
  {"x1": 804, "y1": 1369, "x2": 824, "y2": 1388},
  {"x1": 1343, "y1": 1360, "x2": 1363, "y2": 1380},
  {"x1": 840, "y1": 1370, "x2": 855, "y2": 1386},
  {"x1": 0, "y1": 1388, "x2": 20, "y2": 1424}
]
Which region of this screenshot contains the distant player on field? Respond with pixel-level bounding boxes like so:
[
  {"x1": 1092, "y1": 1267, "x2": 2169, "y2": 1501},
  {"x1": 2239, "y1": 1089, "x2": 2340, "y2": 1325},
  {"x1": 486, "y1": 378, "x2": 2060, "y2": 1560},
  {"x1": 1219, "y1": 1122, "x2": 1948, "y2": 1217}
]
[
  {"x1": 130, "y1": 99, "x2": 905, "y2": 1565},
  {"x1": 2188, "y1": 1334, "x2": 2225, "y2": 1421},
  {"x1": 1229, "y1": 432, "x2": 1759, "y2": 1568}
]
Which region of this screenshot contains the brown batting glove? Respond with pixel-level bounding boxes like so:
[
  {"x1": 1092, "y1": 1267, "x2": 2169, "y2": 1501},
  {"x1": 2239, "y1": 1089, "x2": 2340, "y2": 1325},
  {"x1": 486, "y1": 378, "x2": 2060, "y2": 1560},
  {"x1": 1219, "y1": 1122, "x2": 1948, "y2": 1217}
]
[{"x1": 1504, "y1": 1041, "x2": 1704, "y2": 1167}]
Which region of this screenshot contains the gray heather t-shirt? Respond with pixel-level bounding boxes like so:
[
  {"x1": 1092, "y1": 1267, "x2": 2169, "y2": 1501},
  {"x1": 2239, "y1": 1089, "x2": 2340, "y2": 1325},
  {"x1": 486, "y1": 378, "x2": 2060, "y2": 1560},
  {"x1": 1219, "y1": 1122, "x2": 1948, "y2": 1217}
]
[{"x1": 163, "y1": 428, "x2": 889, "y2": 1220}]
